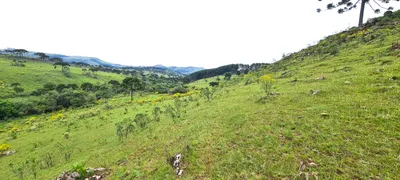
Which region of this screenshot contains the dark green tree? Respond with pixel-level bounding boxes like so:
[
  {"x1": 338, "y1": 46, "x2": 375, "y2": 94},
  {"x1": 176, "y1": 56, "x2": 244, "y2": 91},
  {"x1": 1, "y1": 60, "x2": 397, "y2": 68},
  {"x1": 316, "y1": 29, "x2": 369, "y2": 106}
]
[
  {"x1": 43, "y1": 82, "x2": 57, "y2": 90},
  {"x1": 54, "y1": 62, "x2": 70, "y2": 72},
  {"x1": 34, "y1": 52, "x2": 49, "y2": 61},
  {"x1": 122, "y1": 77, "x2": 144, "y2": 101},
  {"x1": 12, "y1": 49, "x2": 28, "y2": 57},
  {"x1": 13, "y1": 87, "x2": 24, "y2": 94},
  {"x1": 56, "y1": 84, "x2": 68, "y2": 93},
  {"x1": 108, "y1": 80, "x2": 120, "y2": 87},
  {"x1": 66, "y1": 84, "x2": 79, "y2": 90},
  {"x1": 81, "y1": 82, "x2": 94, "y2": 92},
  {"x1": 224, "y1": 72, "x2": 232, "y2": 80},
  {"x1": 317, "y1": 0, "x2": 399, "y2": 27}
]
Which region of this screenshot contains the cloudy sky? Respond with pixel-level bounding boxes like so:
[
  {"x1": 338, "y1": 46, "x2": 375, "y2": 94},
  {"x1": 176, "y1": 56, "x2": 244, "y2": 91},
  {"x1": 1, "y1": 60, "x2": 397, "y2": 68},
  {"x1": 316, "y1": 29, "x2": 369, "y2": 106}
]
[{"x1": 0, "y1": 1, "x2": 398, "y2": 68}]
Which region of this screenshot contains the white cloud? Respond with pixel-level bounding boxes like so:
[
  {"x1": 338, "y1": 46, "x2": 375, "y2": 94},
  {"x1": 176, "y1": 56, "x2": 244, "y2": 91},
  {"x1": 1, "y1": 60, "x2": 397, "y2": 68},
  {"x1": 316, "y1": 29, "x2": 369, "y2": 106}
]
[{"x1": 1, "y1": 0, "x2": 398, "y2": 68}]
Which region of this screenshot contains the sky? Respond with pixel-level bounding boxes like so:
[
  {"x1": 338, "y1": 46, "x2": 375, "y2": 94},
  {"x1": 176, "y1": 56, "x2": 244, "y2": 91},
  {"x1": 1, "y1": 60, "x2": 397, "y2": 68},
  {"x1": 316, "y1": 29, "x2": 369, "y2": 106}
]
[{"x1": 0, "y1": 0, "x2": 398, "y2": 68}]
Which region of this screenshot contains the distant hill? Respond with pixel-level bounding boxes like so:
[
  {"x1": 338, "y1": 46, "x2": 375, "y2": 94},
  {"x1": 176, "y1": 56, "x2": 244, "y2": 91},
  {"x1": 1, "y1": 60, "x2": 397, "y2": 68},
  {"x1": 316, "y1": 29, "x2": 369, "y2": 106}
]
[
  {"x1": 48, "y1": 54, "x2": 125, "y2": 67},
  {"x1": 154, "y1": 64, "x2": 204, "y2": 75},
  {"x1": 186, "y1": 63, "x2": 268, "y2": 82},
  {"x1": 0, "y1": 50, "x2": 204, "y2": 75}
]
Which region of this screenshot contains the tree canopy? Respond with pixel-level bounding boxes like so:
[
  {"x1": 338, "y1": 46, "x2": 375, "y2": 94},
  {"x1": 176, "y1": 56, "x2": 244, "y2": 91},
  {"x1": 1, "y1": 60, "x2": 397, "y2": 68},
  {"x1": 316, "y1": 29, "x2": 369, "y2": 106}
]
[
  {"x1": 317, "y1": 0, "x2": 399, "y2": 27},
  {"x1": 122, "y1": 77, "x2": 145, "y2": 101}
]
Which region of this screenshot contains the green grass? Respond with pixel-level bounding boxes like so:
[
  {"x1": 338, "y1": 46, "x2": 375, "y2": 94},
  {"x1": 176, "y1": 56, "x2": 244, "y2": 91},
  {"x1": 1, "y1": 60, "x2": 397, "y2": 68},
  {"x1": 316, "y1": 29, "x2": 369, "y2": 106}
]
[
  {"x1": 0, "y1": 55, "x2": 126, "y2": 97},
  {"x1": 0, "y1": 19, "x2": 400, "y2": 179}
]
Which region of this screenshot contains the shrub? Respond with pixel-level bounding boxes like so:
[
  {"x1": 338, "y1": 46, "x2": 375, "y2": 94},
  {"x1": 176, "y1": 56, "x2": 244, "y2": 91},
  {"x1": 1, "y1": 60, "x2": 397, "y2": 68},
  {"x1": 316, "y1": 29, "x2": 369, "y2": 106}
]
[
  {"x1": 0, "y1": 101, "x2": 15, "y2": 120},
  {"x1": 209, "y1": 82, "x2": 219, "y2": 87},
  {"x1": 81, "y1": 82, "x2": 93, "y2": 92},
  {"x1": 152, "y1": 107, "x2": 161, "y2": 122},
  {"x1": 67, "y1": 84, "x2": 79, "y2": 90},
  {"x1": 201, "y1": 87, "x2": 217, "y2": 102},
  {"x1": 0, "y1": 143, "x2": 11, "y2": 153},
  {"x1": 224, "y1": 72, "x2": 232, "y2": 80},
  {"x1": 25, "y1": 116, "x2": 38, "y2": 125},
  {"x1": 9, "y1": 158, "x2": 39, "y2": 179},
  {"x1": 134, "y1": 113, "x2": 150, "y2": 128},
  {"x1": 56, "y1": 142, "x2": 73, "y2": 161},
  {"x1": 13, "y1": 100, "x2": 39, "y2": 115},
  {"x1": 165, "y1": 99, "x2": 182, "y2": 121},
  {"x1": 31, "y1": 88, "x2": 48, "y2": 96},
  {"x1": 9, "y1": 126, "x2": 19, "y2": 139},
  {"x1": 260, "y1": 74, "x2": 275, "y2": 95},
  {"x1": 115, "y1": 118, "x2": 136, "y2": 141},
  {"x1": 43, "y1": 82, "x2": 57, "y2": 91},
  {"x1": 71, "y1": 162, "x2": 94, "y2": 180},
  {"x1": 40, "y1": 152, "x2": 55, "y2": 169},
  {"x1": 50, "y1": 113, "x2": 64, "y2": 121},
  {"x1": 171, "y1": 87, "x2": 188, "y2": 94},
  {"x1": 56, "y1": 84, "x2": 68, "y2": 93}
]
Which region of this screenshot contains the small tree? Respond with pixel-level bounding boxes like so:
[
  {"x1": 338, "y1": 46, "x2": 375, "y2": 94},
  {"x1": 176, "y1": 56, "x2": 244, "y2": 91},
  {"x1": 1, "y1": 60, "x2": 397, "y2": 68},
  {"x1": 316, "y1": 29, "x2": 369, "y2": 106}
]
[
  {"x1": 108, "y1": 80, "x2": 120, "y2": 87},
  {"x1": 81, "y1": 82, "x2": 94, "y2": 92},
  {"x1": 224, "y1": 72, "x2": 232, "y2": 80},
  {"x1": 54, "y1": 62, "x2": 70, "y2": 72},
  {"x1": 122, "y1": 77, "x2": 144, "y2": 101},
  {"x1": 34, "y1": 52, "x2": 49, "y2": 61}
]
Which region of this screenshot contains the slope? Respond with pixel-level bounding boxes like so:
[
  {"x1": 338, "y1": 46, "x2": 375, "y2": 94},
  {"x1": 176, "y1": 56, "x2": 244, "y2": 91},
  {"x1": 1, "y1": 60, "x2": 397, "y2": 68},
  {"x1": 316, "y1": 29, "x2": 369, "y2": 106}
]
[
  {"x1": 0, "y1": 12, "x2": 399, "y2": 179},
  {"x1": 0, "y1": 55, "x2": 125, "y2": 98}
]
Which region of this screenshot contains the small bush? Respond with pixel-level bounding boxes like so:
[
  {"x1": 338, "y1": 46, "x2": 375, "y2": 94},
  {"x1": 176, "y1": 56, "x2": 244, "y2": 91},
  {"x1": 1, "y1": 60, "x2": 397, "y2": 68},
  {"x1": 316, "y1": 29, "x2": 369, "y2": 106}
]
[
  {"x1": 43, "y1": 82, "x2": 57, "y2": 91},
  {"x1": 0, "y1": 143, "x2": 11, "y2": 153},
  {"x1": 115, "y1": 118, "x2": 136, "y2": 141},
  {"x1": 259, "y1": 74, "x2": 275, "y2": 96},
  {"x1": 134, "y1": 113, "x2": 150, "y2": 128},
  {"x1": 40, "y1": 153, "x2": 55, "y2": 169},
  {"x1": 71, "y1": 162, "x2": 94, "y2": 180},
  {"x1": 171, "y1": 87, "x2": 188, "y2": 94},
  {"x1": 152, "y1": 107, "x2": 161, "y2": 122}
]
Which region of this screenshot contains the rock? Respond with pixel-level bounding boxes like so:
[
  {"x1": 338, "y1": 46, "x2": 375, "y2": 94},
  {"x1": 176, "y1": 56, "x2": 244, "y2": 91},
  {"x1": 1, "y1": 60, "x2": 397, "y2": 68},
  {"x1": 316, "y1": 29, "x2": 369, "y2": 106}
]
[
  {"x1": 91, "y1": 175, "x2": 102, "y2": 180},
  {"x1": 169, "y1": 153, "x2": 184, "y2": 176},
  {"x1": 321, "y1": 113, "x2": 329, "y2": 118},
  {"x1": 173, "y1": 154, "x2": 181, "y2": 168},
  {"x1": 176, "y1": 168, "x2": 183, "y2": 176},
  {"x1": 269, "y1": 92, "x2": 280, "y2": 95},
  {"x1": 71, "y1": 172, "x2": 81, "y2": 178},
  {"x1": 298, "y1": 116, "x2": 303, "y2": 119},
  {"x1": 316, "y1": 76, "x2": 326, "y2": 80},
  {"x1": 376, "y1": 69, "x2": 384, "y2": 73},
  {"x1": 310, "y1": 90, "x2": 320, "y2": 95},
  {"x1": 94, "y1": 168, "x2": 107, "y2": 172},
  {"x1": 344, "y1": 81, "x2": 351, "y2": 85},
  {"x1": 1, "y1": 150, "x2": 16, "y2": 157},
  {"x1": 117, "y1": 159, "x2": 128, "y2": 166},
  {"x1": 56, "y1": 168, "x2": 110, "y2": 180}
]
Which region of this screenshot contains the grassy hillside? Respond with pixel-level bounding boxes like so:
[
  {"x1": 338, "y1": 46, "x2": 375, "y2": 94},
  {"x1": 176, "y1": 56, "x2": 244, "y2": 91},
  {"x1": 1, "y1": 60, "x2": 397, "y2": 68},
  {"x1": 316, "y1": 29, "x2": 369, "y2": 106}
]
[
  {"x1": 0, "y1": 55, "x2": 125, "y2": 97},
  {"x1": 0, "y1": 14, "x2": 399, "y2": 179}
]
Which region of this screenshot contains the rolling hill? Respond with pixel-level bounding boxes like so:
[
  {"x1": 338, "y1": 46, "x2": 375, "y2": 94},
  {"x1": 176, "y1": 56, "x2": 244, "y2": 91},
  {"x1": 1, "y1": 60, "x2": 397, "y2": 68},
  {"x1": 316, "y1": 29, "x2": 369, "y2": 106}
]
[
  {"x1": 0, "y1": 11, "x2": 399, "y2": 179},
  {"x1": 0, "y1": 50, "x2": 205, "y2": 75}
]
